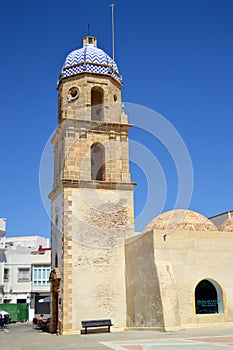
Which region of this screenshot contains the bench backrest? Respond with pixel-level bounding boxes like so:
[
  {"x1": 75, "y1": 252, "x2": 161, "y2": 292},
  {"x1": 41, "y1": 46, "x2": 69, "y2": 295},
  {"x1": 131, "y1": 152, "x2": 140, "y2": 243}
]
[{"x1": 81, "y1": 319, "x2": 112, "y2": 327}]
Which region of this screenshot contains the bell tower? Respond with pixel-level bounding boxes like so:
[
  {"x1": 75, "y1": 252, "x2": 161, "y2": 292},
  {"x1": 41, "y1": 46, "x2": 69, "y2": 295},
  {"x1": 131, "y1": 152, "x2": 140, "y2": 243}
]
[{"x1": 49, "y1": 36, "x2": 135, "y2": 334}]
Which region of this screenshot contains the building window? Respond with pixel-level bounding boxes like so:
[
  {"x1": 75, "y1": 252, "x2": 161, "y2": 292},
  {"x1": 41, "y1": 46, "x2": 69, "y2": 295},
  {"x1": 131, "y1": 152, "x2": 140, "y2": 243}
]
[
  {"x1": 17, "y1": 268, "x2": 30, "y2": 282},
  {"x1": 4, "y1": 299, "x2": 11, "y2": 304},
  {"x1": 4, "y1": 268, "x2": 9, "y2": 282},
  {"x1": 195, "y1": 279, "x2": 223, "y2": 314},
  {"x1": 91, "y1": 86, "x2": 104, "y2": 121},
  {"x1": 33, "y1": 265, "x2": 50, "y2": 286},
  {"x1": 17, "y1": 299, "x2": 27, "y2": 304},
  {"x1": 91, "y1": 143, "x2": 105, "y2": 181}
]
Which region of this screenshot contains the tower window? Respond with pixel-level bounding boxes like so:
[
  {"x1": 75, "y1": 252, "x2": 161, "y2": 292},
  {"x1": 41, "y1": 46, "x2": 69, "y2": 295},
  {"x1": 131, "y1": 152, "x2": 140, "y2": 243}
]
[
  {"x1": 91, "y1": 87, "x2": 104, "y2": 121},
  {"x1": 68, "y1": 86, "x2": 79, "y2": 101},
  {"x1": 91, "y1": 143, "x2": 105, "y2": 181}
]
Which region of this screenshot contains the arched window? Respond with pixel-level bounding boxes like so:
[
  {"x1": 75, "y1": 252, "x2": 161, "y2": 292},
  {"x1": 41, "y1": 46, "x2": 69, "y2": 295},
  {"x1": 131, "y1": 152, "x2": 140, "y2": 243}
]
[
  {"x1": 195, "y1": 279, "x2": 223, "y2": 314},
  {"x1": 91, "y1": 86, "x2": 104, "y2": 121},
  {"x1": 91, "y1": 143, "x2": 105, "y2": 181}
]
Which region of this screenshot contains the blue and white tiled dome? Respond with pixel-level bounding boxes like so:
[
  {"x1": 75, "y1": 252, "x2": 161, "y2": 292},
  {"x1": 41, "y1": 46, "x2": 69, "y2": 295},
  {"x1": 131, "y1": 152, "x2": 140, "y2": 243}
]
[{"x1": 60, "y1": 36, "x2": 122, "y2": 84}]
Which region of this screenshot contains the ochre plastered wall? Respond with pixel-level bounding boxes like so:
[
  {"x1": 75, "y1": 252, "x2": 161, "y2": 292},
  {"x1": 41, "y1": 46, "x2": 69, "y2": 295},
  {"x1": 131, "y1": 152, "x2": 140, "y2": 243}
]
[
  {"x1": 154, "y1": 229, "x2": 233, "y2": 328},
  {"x1": 125, "y1": 231, "x2": 165, "y2": 330},
  {"x1": 125, "y1": 229, "x2": 233, "y2": 330}
]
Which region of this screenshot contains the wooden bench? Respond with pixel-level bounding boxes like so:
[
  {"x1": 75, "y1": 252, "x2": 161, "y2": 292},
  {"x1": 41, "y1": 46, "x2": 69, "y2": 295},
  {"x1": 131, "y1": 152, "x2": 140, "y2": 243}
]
[{"x1": 81, "y1": 319, "x2": 112, "y2": 334}]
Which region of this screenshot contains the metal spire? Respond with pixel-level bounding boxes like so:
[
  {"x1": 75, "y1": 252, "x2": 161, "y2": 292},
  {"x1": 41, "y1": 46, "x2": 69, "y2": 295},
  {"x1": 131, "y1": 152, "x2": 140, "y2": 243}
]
[{"x1": 110, "y1": 4, "x2": 115, "y2": 62}]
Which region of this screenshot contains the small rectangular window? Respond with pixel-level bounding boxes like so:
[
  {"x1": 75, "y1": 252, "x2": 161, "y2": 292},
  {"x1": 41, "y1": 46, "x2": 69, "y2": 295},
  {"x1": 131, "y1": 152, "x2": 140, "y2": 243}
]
[
  {"x1": 4, "y1": 268, "x2": 9, "y2": 282},
  {"x1": 17, "y1": 268, "x2": 30, "y2": 282}
]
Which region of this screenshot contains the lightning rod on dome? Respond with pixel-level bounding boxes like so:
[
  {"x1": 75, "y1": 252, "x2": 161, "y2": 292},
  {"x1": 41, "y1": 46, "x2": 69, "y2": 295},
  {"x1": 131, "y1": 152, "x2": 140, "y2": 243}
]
[{"x1": 110, "y1": 3, "x2": 115, "y2": 62}]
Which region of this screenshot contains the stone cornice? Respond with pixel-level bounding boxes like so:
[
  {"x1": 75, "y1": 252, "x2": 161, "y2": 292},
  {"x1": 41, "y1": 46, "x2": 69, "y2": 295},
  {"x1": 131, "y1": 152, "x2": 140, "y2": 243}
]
[
  {"x1": 62, "y1": 179, "x2": 136, "y2": 190},
  {"x1": 48, "y1": 183, "x2": 63, "y2": 200},
  {"x1": 51, "y1": 119, "x2": 132, "y2": 144},
  {"x1": 57, "y1": 71, "x2": 123, "y2": 90},
  {"x1": 62, "y1": 119, "x2": 132, "y2": 131},
  {"x1": 49, "y1": 180, "x2": 136, "y2": 197}
]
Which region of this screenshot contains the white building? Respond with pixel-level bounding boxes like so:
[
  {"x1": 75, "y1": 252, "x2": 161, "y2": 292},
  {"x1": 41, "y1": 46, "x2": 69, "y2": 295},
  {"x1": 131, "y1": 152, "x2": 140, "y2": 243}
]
[
  {"x1": 0, "y1": 220, "x2": 51, "y2": 320},
  {"x1": 209, "y1": 210, "x2": 233, "y2": 228},
  {"x1": 0, "y1": 218, "x2": 6, "y2": 300}
]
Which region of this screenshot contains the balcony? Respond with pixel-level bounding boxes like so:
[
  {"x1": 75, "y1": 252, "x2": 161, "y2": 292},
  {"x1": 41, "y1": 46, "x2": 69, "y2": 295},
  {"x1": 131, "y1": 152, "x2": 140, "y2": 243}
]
[{"x1": 31, "y1": 283, "x2": 50, "y2": 293}]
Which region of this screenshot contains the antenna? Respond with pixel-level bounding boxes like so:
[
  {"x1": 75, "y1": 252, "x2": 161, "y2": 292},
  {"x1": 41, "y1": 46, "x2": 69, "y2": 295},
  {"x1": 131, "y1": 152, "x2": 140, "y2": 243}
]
[
  {"x1": 110, "y1": 3, "x2": 115, "y2": 62},
  {"x1": 88, "y1": 23, "x2": 91, "y2": 36}
]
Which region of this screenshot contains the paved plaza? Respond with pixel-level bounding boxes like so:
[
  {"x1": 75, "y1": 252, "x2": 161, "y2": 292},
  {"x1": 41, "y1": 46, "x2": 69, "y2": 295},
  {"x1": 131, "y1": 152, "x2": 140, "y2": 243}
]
[{"x1": 1, "y1": 323, "x2": 233, "y2": 350}]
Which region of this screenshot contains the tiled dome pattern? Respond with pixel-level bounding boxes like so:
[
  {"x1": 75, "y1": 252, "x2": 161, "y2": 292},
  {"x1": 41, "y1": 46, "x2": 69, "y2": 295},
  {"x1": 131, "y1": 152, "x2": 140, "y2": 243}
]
[
  {"x1": 143, "y1": 209, "x2": 218, "y2": 232},
  {"x1": 219, "y1": 216, "x2": 233, "y2": 232},
  {"x1": 60, "y1": 43, "x2": 122, "y2": 83}
]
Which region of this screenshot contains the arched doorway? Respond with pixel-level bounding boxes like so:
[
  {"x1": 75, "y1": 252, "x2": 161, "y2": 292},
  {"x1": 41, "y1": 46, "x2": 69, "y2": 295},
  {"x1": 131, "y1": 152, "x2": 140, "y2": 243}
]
[
  {"x1": 91, "y1": 86, "x2": 104, "y2": 121},
  {"x1": 49, "y1": 268, "x2": 61, "y2": 334},
  {"x1": 91, "y1": 143, "x2": 105, "y2": 181},
  {"x1": 195, "y1": 279, "x2": 223, "y2": 314}
]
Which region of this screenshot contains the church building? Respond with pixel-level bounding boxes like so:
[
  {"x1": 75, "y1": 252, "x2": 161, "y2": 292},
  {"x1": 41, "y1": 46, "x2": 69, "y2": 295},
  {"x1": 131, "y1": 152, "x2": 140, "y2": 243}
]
[{"x1": 49, "y1": 35, "x2": 233, "y2": 334}]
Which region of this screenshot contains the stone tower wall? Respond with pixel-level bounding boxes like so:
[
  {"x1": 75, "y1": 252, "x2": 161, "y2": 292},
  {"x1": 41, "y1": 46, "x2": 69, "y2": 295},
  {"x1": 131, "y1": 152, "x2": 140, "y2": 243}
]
[
  {"x1": 50, "y1": 64, "x2": 135, "y2": 334},
  {"x1": 61, "y1": 186, "x2": 135, "y2": 333}
]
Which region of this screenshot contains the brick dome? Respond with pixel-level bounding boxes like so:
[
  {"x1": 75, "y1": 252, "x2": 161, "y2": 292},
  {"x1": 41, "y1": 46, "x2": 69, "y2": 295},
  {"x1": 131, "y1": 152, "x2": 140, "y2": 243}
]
[
  {"x1": 219, "y1": 216, "x2": 233, "y2": 232},
  {"x1": 143, "y1": 209, "x2": 218, "y2": 232},
  {"x1": 60, "y1": 36, "x2": 122, "y2": 84}
]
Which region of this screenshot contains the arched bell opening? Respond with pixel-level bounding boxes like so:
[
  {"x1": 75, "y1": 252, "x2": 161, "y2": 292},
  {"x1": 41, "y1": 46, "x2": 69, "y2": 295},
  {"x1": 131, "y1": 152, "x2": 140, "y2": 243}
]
[{"x1": 91, "y1": 86, "x2": 104, "y2": 121}]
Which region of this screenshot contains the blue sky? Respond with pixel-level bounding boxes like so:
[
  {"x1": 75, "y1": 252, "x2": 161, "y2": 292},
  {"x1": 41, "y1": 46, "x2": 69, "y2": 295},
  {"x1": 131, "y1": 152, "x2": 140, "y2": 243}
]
[{"x1": 0, "y1": 0, "x2": 232, "y2": 237}]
